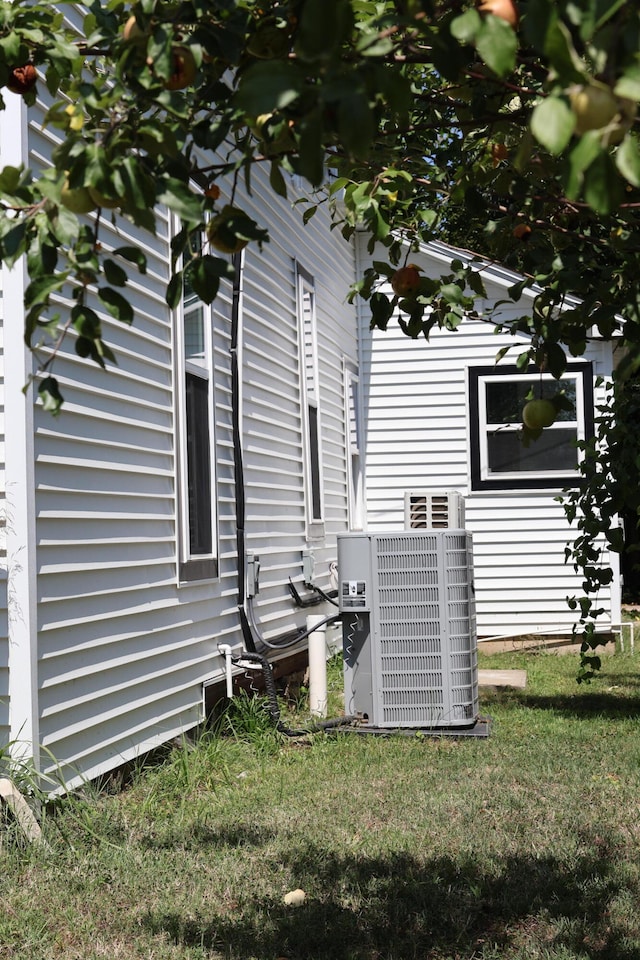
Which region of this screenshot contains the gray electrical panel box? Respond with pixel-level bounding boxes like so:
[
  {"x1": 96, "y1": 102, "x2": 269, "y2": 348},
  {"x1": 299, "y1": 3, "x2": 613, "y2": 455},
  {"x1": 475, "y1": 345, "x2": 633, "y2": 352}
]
[{"x1": 337, "y1": 530, "x2": 478, "y2": 729}]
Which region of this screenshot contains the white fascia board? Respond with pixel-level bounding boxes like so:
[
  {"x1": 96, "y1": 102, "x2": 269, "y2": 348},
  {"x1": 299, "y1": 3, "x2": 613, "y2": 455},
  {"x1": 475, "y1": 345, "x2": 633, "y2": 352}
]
[{"x1": 1, "y1": 94, "x2": 39, "y2": 761}]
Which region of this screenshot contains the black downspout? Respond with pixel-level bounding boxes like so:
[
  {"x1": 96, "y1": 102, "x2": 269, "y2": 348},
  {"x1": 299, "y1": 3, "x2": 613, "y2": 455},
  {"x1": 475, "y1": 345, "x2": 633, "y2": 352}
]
[{"x1": 230, "y1": 251, "x2": 257, "y2": 653}]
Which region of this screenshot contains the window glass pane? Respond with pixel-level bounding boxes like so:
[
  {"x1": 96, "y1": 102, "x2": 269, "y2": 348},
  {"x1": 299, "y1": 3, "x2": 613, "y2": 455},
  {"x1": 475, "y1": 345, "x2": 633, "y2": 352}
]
[
  {"x1": 487, "y1": 427, "x2": 578, "y2": 473},
  {"x1": 486, "y1": 378, "x2": 577, "y2": 424},
  {"x1": 308, "y1": 403, "x2": 322, "y2": 520},
  {"x1": 185, "y1": 372, "x2": 212, "y2": 554},
  {"x1": 184, "y1": 304, "x2": 205, "y2": 361},
  {"x1": 485, "y1": 380, "x2": 533, "y2": 423}
]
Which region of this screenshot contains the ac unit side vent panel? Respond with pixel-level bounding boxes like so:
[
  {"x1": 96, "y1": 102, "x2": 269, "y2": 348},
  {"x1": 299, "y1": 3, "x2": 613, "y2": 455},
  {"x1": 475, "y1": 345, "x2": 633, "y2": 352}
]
[
  {"x1": 339, "y1": 531, "x2": 478, "y2": 729},
  {"x1": 405, "y1": 491, "x2": 465, "y2": 530}
]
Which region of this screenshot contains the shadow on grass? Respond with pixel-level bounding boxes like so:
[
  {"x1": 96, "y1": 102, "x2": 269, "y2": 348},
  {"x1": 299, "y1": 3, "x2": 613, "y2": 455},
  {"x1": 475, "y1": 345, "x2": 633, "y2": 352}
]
[
  {"x1": 141, "y1": 822, "x2": 279, "y2": 851},
  {"x1": 143, "y1": 842, "x2": 639, "y2": 960},
  {"x1": 482, "y1": 687, "x2": 640, "y2": 720}
]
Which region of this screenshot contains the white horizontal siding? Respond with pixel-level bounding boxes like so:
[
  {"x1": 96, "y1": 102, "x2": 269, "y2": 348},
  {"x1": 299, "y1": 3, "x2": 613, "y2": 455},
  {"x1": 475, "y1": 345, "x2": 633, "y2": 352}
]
[
  {"x1": 0, "y1": 572, "x2": 8, "y2": 748},
  {"x1": 0, "y1": 239, "x2": 6, "y2": 746},
  {"x1": 10, "y1": 82, "x2": 359, "y2": 785},
  {"x1": 236, "y1": 166, "x2": 358, "y2": 640},
  {"x1": 358, "y1": 238, "x2": 617, "y2": 638},
  {"x1": 0, "y1": 273, "x2": 5, "y2": 561},
  {"x1": 27, "y1": 103, "x2": 226, "y2": 784}
]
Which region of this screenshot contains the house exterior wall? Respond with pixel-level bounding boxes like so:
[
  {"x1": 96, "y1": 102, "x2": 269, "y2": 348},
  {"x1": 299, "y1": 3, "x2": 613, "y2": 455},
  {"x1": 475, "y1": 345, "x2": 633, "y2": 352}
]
[
  {"x1": 358, "y1": 237, "x2": 619, "y2": 639},
  {"x1": 0, "y1": 109, "x2": 7, "y2": 749},
  {"x1": 1, "y1": 62, "x2": 357, "y2": 786}
]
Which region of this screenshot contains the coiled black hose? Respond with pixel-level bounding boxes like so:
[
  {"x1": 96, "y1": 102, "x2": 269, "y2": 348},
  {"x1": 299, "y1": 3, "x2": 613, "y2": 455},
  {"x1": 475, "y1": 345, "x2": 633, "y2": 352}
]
[{"x1": 233, "y1": 649, "x2": 354, "y2": 737}]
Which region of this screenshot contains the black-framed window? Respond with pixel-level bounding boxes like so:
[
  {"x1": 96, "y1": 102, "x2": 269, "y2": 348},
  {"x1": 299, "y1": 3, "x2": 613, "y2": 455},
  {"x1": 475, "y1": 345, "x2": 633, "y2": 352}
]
[
  {"x1": 468, "y1": 363, "x2": 594, "y2": 491},
  {"x1": 296, "y1": 264, "x2": 325, "y2": 538},
  {"x1": 178, "y1": 239, "x2": 218, "y2": 582}
]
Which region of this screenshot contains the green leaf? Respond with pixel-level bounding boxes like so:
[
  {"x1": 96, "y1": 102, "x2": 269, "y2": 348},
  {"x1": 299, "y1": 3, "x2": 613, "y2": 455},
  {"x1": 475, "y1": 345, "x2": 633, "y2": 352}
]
[
  {"x1": 235, "y1": 61, "x2": 304, "y2": 115},
  {"x1": 338, "y1": 91, "x2": 374, "y2": 160},
  {"x1": 166, "y1": 271, "x2": 183, "y2": 310},
  {"x1": 615, "y1": 135, "x2": 640, "y2": 188},
  {"x1": 614, "y1": 65, "x2": 640, "y2": 101},
  {"x1": 439, "y1": 283, "x2": 465, "y2": 305},
  {"x1": 302, "y1": 204, "x2": 318, "y2": 225},
  {"x1": 544, "y1": 342, "x2": 567, "y2": 378},
  {"x1": 103, "y1": 259, "x2": 129, "y2": 287},
  {"x1": 0, "y1": 165, "x2": 24, "y2": 195},
  {"x1": 113, "y1": 246, "x2": 147, "y2": 274},
  {"x1": 530, "y1": 96, "x2": 575, "y2": 154},
  {"x1": 188, "y1": 255, "x2": 234, "y2": 305},
  {"x1": 269, "y1": 161, "x2": 288, "y2": 198},
  {"x1": 476, "y1": 15, "x2": 518, "y2": 78},
  {"x1": 24, "y1": 274, "x2": 65, "y2": 311},
  {"x1": 297, "y1": 108, "x2": 325, "y2": 186},
  {"x1": 49, "y1": 205, "x2": 81, "y2": 247},
  {"x1": 157, "y1": 178, "x2": 202, "y2": 224},
  {"x1": 583, "y1": 152, "x2": 622, "y2": 214},
  {"x1": 71, "y1": 304, "x2": 101, "y2": 338},
  {"x1": 450, "y1": 8, "x2": 482, "y2": 44},
  {"x1": 369, "y1": 291, "x2": 394, "y2": 331},
  {"x1": 543, "y1": 20, "x2": 585, "y2": 85},
  {"x1": 0, "y1": 219, "x2": 27, "y2": 263},
  {"x1": 295, "y1": 0, "x2": 351, "y2": 61},
  {"x1": 564, "y1": 132, "x2": 602, "y2": 200},
  {"x1": 38, "y1": 376, "x2": 64, "y2": 416},
  {"x1": 466, "y1": 269, "x2": 487, "y2": 298},
  {"x1": 98, "y1": 287, "x2": 134, "y2": 324}
]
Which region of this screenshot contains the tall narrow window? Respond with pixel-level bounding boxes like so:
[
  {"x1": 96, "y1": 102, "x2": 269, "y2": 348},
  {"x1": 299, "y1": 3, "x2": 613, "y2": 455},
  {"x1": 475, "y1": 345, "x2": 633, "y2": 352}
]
[
  {"x1": 296, "y1": 265, "x2": 324, "y2": 538},
  {"x1": 345, "y1": 362, "x2": 364, "y2": 529},
  {"x1": 177, "y1": 241, "x2": 217, "y2": 581}
]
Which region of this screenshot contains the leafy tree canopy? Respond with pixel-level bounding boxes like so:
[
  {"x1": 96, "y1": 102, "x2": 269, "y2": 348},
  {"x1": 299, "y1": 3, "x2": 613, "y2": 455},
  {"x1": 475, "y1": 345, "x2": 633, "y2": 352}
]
[{"x1": 1, "y1": 0, "x2": 639, "y2": 674}]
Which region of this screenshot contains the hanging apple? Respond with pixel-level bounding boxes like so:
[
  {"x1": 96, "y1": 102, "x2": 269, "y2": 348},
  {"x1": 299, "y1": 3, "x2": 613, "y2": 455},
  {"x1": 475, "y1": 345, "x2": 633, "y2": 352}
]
[
  {"x1": 164, "y1": 45, "x2": 197, "y2": 91},
  {"x1": 522, "y1": 398, "x2": 556, "y2": 430},
  {"x1": 60, "y1": 178, "x2": 98, "y2": 214},
  {"x1": 391, "y1": 264, "x2": 421, "y2": 297},
  {"x1": 7, "y1": 64, "x2": 37, "y2": 95},
  {"x1": 207, "y1": 205, "x2": 252, "y2": 254},
  {"x1": 477, "y1": 0, "x2": 519, "y2": 28}
]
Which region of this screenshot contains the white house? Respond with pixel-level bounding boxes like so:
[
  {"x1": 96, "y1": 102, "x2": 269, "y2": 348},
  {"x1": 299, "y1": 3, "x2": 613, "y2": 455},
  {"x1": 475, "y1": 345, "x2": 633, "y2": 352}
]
[
  {"x1": 357, "y1": 237, "x2": 621, "y2": 642},
  {"x1": 0, "y1": 63, "x2": 622, "y2": 789},
  {"x1": 0, "y1": 85, "x2": 361, "y2": 788}
]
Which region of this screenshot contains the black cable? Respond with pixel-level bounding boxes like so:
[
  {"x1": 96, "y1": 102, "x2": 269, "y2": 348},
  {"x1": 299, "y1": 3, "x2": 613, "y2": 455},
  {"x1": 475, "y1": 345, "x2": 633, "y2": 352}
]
[
  {"x1": 233, "y1": 649, "x2": 355, "y2": 737},
  {"x1": 230, "y1": 251, "x2": 258, "y2": 653},
  {"x1": 247, "y1": 597, "x2": 340, "y2": 649},
  {"x1": 229, "y1": 251, "x2": 337, "y2": 655},
  {"x1": 307, "y1": 583, "x2": 339, "y2": 607}
]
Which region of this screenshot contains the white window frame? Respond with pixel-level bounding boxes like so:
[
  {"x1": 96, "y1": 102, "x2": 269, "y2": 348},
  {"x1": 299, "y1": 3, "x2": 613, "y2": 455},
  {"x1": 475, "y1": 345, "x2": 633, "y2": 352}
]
[
  {"x1": 344, "y1": 359, "x2": 364, "y2": 530},
  {"x1": 175, "y1": 228, "x2": 218, "y2": 582},
  {"x1": 468, "y1": 363, "x2": 594, "y2": 492},
  {"x1": 296, "y1": 263, "x2": 325, "y2": 540}
]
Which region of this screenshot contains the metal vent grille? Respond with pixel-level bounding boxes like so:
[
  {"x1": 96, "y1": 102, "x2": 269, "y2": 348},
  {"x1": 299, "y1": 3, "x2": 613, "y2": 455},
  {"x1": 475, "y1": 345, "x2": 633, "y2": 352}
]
[
  {"x1": 339, "y1": 531, "x2": 478, "y2": 729},
  {"x1": 405, "y1": 491, "x2": 465, "y2": 530}
]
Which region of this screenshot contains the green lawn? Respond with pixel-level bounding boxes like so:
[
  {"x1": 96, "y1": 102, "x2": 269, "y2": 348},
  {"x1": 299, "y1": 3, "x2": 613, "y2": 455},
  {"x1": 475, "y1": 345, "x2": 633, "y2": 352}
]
[{"x1": 2, "y1": 649, "x2": 640, "y2": 960}]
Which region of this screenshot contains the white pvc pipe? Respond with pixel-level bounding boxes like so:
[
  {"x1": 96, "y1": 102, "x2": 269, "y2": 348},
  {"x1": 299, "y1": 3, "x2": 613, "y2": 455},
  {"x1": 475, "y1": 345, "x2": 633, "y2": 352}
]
[
  {"x1": 218, "y1": 644, "x2": 234, "y2": 699},
  {"x1": 307, "y1": 615, "x2": 328, "y2": 718}
]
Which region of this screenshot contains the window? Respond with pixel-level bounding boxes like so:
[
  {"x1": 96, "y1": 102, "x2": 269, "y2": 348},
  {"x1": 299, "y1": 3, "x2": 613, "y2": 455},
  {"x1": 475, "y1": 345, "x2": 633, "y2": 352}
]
[
  {"x1": 468, "y1": 363, "x2": 594, "y2": 491},
  {"x1": 345, "y1": 362, "x2": 364, "y2": 529},
  {"x1": 176, "y1": 239, "x2": 218, "y2": 581},
  {"x1": 296, "y1": 264, "x2": 324, "y2": 538}
]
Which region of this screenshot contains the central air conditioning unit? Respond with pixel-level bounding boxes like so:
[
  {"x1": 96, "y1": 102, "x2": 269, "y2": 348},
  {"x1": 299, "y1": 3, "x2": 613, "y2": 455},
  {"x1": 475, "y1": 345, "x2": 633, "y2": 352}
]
[
  {"x1": 337, "y1": 530, "x2": 478, "y2": 730},
  {"x1": 405, "y1": 490, "x2": 465, "y2": 530}
]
